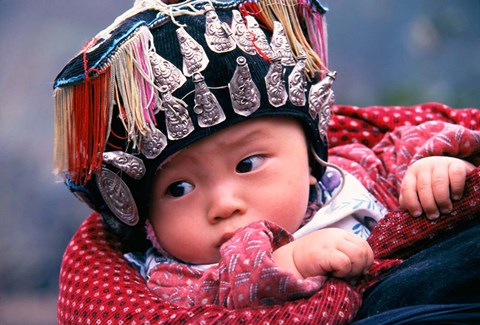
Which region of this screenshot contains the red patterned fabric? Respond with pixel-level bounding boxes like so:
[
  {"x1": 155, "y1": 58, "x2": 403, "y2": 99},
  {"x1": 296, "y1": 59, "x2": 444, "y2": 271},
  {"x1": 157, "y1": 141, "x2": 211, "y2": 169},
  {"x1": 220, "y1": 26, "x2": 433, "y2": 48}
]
[
  {"x1": 148, "y1": 221, "x2": 327, "y2": 308},
  {"x1": 329, "y1": 102, "x2": 479, "y2": 148},
  {"x1": 58, "y1": 103, "x2": 480, "y2": 324}
]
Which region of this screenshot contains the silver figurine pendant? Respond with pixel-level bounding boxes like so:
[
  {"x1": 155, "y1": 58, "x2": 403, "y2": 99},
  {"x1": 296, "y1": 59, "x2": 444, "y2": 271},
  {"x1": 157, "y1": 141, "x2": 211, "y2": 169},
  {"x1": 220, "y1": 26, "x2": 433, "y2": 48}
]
[
  {"x1": 159, "y1": 86, "x2": 195, "y2": 140},
  {"x1": 270, "y1": 21, "x2": 296, "y2": 67},
  {"x1": 229, "y1": 56, "x2": 261, "y2": 116},
  {"x1": 193, "y1": 73, "x2": 226, "y2": 127},
  {"x1": 141, "y1": 127, "x2": 168, "y2": 159},
  {"x1": 177, "y1": 27, "x2": 209, "y2": 76},
  {"x1": 231, "y1": 10, "x2": 257, "y2": 56},
  {"x1": 204, "y1": 5, "x2": 236, "y2": 53},
  {"x1": 149, "y1": 50, "x2": 186, "y2": 93},
  {"x1": 244, "y1": 15, "x2": 275, "y2": 59},
  {"x1": 288, "y1": 52, "x2": 307, "y2": 106},
  {"x1": 308, "y1": 72, "x2": 336, "y2": 139},
  {"x1": 265, "y1": 58, "x2": 288, "y2": 107}
]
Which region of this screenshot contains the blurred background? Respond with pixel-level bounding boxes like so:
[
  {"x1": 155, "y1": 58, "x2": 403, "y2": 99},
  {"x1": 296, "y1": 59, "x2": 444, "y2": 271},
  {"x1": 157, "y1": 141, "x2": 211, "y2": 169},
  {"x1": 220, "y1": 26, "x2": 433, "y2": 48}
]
[{"x1": 0, "y1": 0, "x2": 478, "y2": 324}]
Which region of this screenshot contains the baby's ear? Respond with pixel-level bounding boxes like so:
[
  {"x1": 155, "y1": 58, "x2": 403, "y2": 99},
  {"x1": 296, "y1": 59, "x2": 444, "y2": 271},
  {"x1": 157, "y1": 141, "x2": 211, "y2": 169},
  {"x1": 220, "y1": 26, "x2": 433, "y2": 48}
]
[{"x1": 309, "y1": 173, "x2": 318, "y2": 185}]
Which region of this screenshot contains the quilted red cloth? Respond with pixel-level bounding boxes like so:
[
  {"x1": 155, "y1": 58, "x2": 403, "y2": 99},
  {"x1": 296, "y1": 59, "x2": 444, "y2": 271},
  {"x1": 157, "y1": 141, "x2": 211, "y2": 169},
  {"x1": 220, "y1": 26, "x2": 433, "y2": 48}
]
[{"x1": 58, "y1": 103, "x2": 480, "y2": 324}]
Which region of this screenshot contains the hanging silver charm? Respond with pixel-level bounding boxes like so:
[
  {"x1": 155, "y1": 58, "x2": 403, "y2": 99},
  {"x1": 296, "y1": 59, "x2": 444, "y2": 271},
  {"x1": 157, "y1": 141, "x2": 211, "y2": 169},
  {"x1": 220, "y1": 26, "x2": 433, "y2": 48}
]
[
  {"x1": 230, "y1": 10, "x2": 257, "y2": 55},
  {"x1": 149, "y1": 50, "x2": 186, "y2": 93},
  {"x1": 159, "y1": 85, "x2": 194, "y2": 140},
  {"x1": 192, "y1": 73, "x2": 226, "y2": 127},
  {"x1": 141, "y1": 127, "x2": 168, "y2": 159},
  {"x1": 204, "y1": 4, "x2": 236, "y2": 53},
  {"x1": 96, "y1": 168, "x2": 139, "y2": 226},
  {"x1": 229, "y1": 56, "x2": 261, "y2": 116},
  {"x1": 288, "y1": 49, "x2": 307, "y2": 106},
  {"x1": 244, "y1": 15, "x2": 275, "y2": 59},
  {"x1": 265, "y1": 58, "x2": 287, "y2": 107},
  {"x1": 270, "y1": 21, "x2": 296, "y2": 67},
  {"x1": 177, "y1": 27, "x2": 209, "y2": 76},
  {"x1": 102, "y1": 151, "x2": 146, "y2": 179},
  {"x1": 308, "y1": 72, "x2": 336, "y2": 139}
]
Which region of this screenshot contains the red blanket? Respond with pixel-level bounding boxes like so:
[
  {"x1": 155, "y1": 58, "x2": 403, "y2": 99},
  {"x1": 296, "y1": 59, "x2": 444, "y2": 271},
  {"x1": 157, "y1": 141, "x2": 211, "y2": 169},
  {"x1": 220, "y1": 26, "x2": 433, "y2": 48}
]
[{"x1": 57, "y1": 103, "x2": 480, "y2": 324}]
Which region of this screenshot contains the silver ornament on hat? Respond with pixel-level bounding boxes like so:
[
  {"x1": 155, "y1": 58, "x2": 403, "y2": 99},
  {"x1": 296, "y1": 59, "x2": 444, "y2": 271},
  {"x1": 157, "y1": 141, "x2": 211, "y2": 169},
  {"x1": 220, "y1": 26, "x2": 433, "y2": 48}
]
[
  {"x1": 204, "y1": 4, "x2": 236, "y2": 53},
  {"x1": 141, "y1": 127, "x2": 168, "y2": 158},
  {"x1": 177, "y1": 27, "x2": 209, "y2": 76},
  {"x1": 159, "y1": 85, "x2": 194, "y2": 140},
  {"x1": 96, "y1": 168, "x2": 139, "y2": 226},
  {"x1": 265, "y1": 56, "x2": 287, "y2": 107},
  {"x1": 288, "y1": 46, "x2": 307, "y2": 106},
  {"x1": 102, "y1": 151, "x2": 146, "y2": 179},
  {"x1": 229, "y1": 56, "x2": 261, "y2": 116},
  {"x1": 244, "y1": 15, "x2": 275, "y2": 59},
  {"x1": 149, "y1": 50, "x2": 186, "y2": 93},
  {"x1": 192, "y1": 72, "x2": 226, "y2": 127},
  {"x1": 230, "y1": 10, "x2": 257, "y2": 55},
  {"x1": 270, "y1": 21, "x2": 296, "y2": 67},
  {"x1": 308, "y1": 72, "x2": 336, "y2": 140}
]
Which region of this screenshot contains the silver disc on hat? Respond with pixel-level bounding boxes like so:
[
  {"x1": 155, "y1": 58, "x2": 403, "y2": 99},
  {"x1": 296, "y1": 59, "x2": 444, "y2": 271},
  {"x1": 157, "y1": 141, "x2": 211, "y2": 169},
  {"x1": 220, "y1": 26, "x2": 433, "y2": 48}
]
[{"x1": 96, "y1": 168, "x2": 140, "y2": 226}]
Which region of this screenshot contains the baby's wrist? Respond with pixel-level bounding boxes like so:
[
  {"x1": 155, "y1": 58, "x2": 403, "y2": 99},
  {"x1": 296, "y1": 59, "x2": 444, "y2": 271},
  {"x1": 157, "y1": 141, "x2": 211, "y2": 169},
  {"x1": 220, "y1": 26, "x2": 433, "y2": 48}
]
[{"x1": 272, "y1": 243, "x2": 304, "y2": 279}]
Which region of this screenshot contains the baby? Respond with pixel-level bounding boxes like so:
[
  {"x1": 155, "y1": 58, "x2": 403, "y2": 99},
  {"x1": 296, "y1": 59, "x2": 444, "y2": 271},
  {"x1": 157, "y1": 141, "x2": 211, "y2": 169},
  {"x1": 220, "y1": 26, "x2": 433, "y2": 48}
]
[
  {"x1": 53, "y1": 0, "x2": 476, "y2": 310},
  {"x1": 140, "y1": 115, "x2": 474, "y2": 307},
  {"x1": 148, "y1": 116, "x2": 372, "y2": 278}
]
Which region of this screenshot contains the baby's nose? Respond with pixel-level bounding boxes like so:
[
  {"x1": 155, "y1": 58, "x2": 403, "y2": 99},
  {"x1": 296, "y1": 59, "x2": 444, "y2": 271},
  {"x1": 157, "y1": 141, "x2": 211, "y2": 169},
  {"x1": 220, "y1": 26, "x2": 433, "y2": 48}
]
[{"x1": 206, "y1": 185, "x2": 246, "y2": 223}]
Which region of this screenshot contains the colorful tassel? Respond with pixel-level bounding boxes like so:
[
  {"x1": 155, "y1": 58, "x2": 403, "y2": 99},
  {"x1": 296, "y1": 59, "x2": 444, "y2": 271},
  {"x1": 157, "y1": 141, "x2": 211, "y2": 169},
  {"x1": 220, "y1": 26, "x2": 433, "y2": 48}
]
[
  {"x1": 113, "y1": 26, "x2": 160, "y2": 147},
  {"x1": 240, "y1": 0, "x2": 330, "y2": 78},
  {"x1": 53, "y1": 70, "x2": 112, "y2": 185},
  {"x1": 54, "y1": 26, "x2": 160, "y2": 185}
]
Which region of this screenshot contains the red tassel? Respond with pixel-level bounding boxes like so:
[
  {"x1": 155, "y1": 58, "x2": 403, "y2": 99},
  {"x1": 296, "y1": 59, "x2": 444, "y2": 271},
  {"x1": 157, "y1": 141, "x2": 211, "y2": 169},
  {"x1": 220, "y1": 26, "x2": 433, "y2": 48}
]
[{"x1": 69, "y1": 70, "x2": 111, "y2": 185}]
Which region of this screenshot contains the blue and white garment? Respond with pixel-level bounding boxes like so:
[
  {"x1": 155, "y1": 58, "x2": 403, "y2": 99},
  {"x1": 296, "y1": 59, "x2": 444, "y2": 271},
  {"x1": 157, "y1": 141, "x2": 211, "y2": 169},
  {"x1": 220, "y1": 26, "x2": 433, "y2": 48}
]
[
  {"x1": 294, "y1": 166, "x2": 386, "y2": 240},
  {"x1": 126, "y1": 248, "x2": 177, "y2": 280},
  {"x1": 125, "y1": 166, "x2": 387, "y2": 277}
]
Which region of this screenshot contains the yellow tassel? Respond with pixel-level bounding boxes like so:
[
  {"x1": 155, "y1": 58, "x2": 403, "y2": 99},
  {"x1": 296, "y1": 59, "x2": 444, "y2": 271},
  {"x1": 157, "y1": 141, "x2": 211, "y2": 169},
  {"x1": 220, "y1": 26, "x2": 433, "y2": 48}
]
[
  {"x1": 112, "y1": 26, "x2": 159, "y2": 150},
  {"x1": 254, "y1": 0, "x2": 329, "y2": 78},
  {"x1": 53, "y1": 87, "x2": 71, "y2": 176}
]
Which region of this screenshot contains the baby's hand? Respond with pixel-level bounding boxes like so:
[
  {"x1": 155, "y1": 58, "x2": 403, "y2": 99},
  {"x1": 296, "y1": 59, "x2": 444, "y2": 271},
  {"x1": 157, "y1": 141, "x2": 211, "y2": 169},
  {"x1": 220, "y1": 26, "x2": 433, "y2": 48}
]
[
  {"x1": 272, "y1": 228, "x2": 373, "y2": 279},
  {"x1": 399, "y1": 156, "x2": 475, "y2": 220}
]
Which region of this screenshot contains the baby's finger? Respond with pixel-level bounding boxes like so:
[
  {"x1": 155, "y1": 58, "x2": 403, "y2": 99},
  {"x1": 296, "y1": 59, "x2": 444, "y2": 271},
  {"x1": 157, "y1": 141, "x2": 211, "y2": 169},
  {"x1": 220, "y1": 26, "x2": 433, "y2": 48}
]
[
  {"x1": 415, "y1": 170, "x2": 440, "y2": 220},
  {"x1": 448, "y1": 161, "x2": 470, "y2": 201},
  {"x1": 431, "y1": 165, "x2": 452, "y2": 214},
  {"x1": 399, "y1": 173, "x2": 423, "y2": 217},
  {"x1": 328, "y1": 251, "x2": 353, "y2": 278},
  {"x1": 338, "y1": 237, "x2": 373, "y2": 278}
]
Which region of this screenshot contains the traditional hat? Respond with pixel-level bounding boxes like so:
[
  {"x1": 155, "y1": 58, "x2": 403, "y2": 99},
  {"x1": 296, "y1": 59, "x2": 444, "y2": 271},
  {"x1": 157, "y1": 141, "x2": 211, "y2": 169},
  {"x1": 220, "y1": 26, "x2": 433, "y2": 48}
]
[{"x1": 53, "y1": 0, "x2": 335, "y2": 249}]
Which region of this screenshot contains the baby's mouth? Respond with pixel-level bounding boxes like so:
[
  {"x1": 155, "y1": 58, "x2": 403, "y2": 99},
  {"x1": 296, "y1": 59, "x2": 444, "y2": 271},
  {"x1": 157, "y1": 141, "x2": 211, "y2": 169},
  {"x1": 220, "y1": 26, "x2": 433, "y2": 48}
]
[{"x1": 217, "y1": 231, "x2": 236, "y2": 248}]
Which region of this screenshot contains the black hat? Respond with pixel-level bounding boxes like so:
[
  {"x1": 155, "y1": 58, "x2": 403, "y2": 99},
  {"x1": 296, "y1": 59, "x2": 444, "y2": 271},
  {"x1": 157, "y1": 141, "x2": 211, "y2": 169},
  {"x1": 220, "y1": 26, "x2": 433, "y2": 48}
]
[{"x1": 53, "y1": 0, "x2": 335, "y2": 249}]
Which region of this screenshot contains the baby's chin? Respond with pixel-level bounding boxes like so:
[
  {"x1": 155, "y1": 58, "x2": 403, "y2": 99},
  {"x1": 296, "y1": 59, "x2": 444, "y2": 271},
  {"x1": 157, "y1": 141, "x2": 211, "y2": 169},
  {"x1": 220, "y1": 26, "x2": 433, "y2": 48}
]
[{"x1": 177, "y1": 250, "x2": 221, "y2": 266}]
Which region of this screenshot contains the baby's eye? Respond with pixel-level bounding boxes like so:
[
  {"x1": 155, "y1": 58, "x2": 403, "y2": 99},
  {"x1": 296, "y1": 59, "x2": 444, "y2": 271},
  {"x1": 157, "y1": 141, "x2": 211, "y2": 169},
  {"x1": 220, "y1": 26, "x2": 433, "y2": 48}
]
[
  {"x1": 236, "y1": 155, "x2": 265, "y2": 173},
  {"x1": 166, "y1": 181, "x2": 194, "y2": 197}
]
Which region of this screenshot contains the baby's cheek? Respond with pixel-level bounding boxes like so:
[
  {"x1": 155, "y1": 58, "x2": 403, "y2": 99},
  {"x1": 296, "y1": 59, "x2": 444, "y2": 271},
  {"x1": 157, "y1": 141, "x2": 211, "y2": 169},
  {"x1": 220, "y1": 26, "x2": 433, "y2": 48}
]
[{"x1": 268, "y1": 204, "x2": 306, "y2": 233}]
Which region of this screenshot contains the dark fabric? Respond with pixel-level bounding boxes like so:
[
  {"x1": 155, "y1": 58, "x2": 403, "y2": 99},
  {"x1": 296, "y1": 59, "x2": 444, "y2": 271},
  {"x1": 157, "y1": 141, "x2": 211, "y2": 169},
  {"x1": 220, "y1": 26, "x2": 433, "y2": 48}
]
[
  {"x1": 354, "y1": 223, "x2": 480, "y2": 322},
  {"x1": 353, "y1": 304, "x2": 480, "y2": 325}
]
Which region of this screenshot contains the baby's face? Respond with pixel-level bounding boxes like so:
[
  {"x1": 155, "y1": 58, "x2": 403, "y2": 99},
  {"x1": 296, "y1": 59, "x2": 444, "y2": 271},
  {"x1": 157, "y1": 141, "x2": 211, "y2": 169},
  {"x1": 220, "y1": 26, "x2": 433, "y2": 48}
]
[{"x1": 149, "y1": 117, "x2": 315, "y2": 264}]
